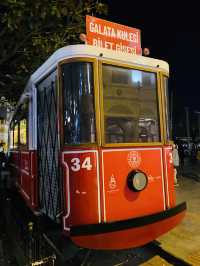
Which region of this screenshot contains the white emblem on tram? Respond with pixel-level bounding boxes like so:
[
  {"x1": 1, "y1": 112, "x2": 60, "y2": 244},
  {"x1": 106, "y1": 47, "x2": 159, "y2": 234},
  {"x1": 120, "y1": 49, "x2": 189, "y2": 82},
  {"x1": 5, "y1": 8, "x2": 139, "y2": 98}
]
[
  {"x1": 127, "y1": 151, "x2": 141, "y2": 168},
  {"x1": 109, "y1": 174, "x2": 117, "y2": 190}
]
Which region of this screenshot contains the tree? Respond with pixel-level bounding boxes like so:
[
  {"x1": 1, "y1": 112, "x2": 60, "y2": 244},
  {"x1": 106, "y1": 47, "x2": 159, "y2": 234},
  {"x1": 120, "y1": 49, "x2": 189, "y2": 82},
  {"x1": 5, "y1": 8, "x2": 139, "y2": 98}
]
[{"x1": 0, "y1": 0, "x2": 107, "y2": 101}]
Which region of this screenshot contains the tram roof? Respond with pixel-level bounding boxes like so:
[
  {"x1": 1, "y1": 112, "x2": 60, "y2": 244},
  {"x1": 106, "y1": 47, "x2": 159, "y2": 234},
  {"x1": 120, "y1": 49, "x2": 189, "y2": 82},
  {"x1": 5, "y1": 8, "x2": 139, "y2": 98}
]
[{"x1": 31, "y1": 44, "x2": 169, "y2": 83}]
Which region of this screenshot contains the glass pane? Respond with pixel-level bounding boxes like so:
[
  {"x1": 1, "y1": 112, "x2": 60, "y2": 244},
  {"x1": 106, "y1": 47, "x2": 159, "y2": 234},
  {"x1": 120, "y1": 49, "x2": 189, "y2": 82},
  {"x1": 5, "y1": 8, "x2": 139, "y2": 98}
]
[
  {"x1": 9, "y1": 130, "x2": 13, "y2": 149},
  {"x1": 62, "y1": 62, "x2": 96, "y2": 144},
  {"x1": 13, "y1": 122, "x2": 18, "y2": 148},
  {"x1": 163, "y1": 77, "x2": 172, "y2": 140},
  {"x1": 20, "y1": 119, "x2": 27, "y2": 145},
  {"x1": 102, "y1": 65, "x2": 160, "y2": 143},
  {"x1": 9, "y1": 122, "x2": 14, "y2": 149}
]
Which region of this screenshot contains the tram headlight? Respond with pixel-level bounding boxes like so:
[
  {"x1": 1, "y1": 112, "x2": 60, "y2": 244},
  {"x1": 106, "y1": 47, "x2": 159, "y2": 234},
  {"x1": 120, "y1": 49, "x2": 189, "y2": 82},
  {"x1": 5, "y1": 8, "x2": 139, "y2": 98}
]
[{"x1": 127, "y1": 170, "x2": 148, "y2": 192}]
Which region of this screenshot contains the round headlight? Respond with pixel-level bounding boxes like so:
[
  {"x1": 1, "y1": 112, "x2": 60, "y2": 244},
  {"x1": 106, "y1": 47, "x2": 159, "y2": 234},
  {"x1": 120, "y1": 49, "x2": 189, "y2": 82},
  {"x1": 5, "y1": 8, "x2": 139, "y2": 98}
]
[{"x1": 127, "y1": 170, "x2": 148, "y2": 192}]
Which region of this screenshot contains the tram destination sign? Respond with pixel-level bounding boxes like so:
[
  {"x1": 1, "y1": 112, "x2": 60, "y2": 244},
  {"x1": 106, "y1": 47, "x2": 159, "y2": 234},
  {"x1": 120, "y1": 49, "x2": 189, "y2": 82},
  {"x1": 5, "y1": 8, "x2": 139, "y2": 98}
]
[{"x1": 86, "y1": 15, "x2": 141, "y2": 55}]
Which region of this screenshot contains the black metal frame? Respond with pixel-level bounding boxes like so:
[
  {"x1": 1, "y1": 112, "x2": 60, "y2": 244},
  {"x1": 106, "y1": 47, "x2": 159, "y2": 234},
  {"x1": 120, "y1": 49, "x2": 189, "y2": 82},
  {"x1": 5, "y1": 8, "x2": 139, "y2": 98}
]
[{"x1": 37, "y1": 74, "x2": 61, "y2": 222}]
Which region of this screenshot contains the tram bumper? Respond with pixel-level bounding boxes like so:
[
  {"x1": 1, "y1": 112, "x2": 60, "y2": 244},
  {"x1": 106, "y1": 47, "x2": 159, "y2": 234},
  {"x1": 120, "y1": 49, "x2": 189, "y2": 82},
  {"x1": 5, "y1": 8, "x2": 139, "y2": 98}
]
[{"x1": 70, "y1": 202, "x2": 186, "y2": 250}]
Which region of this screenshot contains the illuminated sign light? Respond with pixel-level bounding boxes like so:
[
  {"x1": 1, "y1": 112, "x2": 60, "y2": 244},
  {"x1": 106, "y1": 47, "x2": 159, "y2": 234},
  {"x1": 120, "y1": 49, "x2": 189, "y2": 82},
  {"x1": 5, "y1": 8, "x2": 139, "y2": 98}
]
[{"x1": 86, "y1": 15, "x2": 142, "y2": 55}]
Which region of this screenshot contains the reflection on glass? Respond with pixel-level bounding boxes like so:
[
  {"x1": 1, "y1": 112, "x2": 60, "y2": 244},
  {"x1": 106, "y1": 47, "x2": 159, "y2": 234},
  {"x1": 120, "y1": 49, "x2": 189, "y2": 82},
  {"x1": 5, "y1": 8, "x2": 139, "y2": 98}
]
[
  {"x1": 13, "y1": 123, "x2": 18, "y2": 148},
  {"x1": 62, "y1": 62, "x2": 96, "y2": 144},
  {"x1": 102, "y1": 65, "x2": 160, "y2": 143},
  {"x1": 163, "y1": 77, "x2": 172, "y2": 140},
  {"x1": 20, "y1": 119, "x2": 27, "y2": 145},
  {"x1": 9, "y1": 130, "x2": 13, "y2": 149}
]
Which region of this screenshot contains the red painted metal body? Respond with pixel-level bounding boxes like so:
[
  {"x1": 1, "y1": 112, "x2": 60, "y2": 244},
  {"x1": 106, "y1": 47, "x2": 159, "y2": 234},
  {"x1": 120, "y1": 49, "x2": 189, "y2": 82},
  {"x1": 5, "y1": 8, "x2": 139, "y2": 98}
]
[
  {"x1": 62, "y1": 146, "x2": 175, "y2": 229},
  {"x1": 10, "y1": 150, "x2": 38, "y2": 209},
  {"x1": 71, "y1": 208, "x2": 185, "y2": 249},
  {"x1": 60, "y1": 145, "x2": 185, "y2": 249}
]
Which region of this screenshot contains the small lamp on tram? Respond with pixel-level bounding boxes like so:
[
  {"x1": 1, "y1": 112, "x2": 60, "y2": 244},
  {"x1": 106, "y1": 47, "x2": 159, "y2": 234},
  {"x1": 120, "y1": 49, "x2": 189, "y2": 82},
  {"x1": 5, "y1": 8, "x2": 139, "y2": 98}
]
[
  {"x1": 143, "y1": 47, "x2": 150, "y2": 57},
  {"x1": 79, "y1": 33, "x2": 87, "y2": 44}
]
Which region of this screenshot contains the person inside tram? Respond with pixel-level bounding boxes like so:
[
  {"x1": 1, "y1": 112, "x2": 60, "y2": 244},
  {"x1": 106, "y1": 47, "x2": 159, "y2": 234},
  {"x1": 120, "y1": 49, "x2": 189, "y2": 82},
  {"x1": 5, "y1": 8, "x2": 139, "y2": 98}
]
[
  {"x1": 105, "y1": 117, "x2": 137, "y2": 143},
  {"x1": 148, "y1": 120, "x2": 157, "y2": 142},
  {"x1": 139, "y1": 127, "x2": 148, "y2": 142}
]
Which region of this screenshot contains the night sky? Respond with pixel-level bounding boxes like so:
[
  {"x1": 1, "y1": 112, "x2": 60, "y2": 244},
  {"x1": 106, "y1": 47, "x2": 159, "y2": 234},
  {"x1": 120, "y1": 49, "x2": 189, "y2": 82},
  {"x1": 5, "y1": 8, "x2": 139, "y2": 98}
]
[{"x1": 105, "y1": 1, "x2": 200, "y2": 119}]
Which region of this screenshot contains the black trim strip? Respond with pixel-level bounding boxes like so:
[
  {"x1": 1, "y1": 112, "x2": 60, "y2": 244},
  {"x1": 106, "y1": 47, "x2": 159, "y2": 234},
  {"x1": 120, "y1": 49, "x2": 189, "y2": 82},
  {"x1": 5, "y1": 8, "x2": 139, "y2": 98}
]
[{"x1": 71, "y1": 202, "x2": 186, "y2": 236}]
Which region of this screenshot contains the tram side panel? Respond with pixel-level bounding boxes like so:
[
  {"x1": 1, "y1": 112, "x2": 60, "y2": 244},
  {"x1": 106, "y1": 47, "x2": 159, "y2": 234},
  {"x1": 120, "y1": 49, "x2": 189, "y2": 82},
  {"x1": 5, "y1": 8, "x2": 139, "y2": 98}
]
[
  {"x1": 10, "y1": 150, "x2": 21, "y2": 186},
  {"x1": 20, "y1": 151, "x2": 31, "y2": 204},
  {"x1": 163, "y1": 146, "x2": 176, "y2": 208},
  {"x1": 9, "y1": 149, "x2": 38, "y2": 210},
  {"x1": 19, "y1": 150, "x2": 38, "y2": 209},
  {"x1": 62, "y1": 149, "x2": 101, "y2": 231}
]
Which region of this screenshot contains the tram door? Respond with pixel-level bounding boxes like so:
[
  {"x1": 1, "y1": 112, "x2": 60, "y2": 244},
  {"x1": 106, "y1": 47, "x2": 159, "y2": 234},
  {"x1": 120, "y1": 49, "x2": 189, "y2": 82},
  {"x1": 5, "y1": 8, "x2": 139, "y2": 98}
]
[{"x1": 37, "y1": 70, "x2": 62, "y2": 221}]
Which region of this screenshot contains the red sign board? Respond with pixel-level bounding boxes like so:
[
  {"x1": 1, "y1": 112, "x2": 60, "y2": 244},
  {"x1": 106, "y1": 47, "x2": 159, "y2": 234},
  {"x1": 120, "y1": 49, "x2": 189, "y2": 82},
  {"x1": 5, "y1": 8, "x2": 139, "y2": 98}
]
[{"x1": 86, "y1": 15, "x2": 141, "y2": 55}]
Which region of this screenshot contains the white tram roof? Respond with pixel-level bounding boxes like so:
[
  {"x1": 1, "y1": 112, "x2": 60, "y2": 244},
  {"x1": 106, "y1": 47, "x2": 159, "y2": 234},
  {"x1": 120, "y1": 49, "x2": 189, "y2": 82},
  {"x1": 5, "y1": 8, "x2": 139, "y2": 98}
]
[{"x1": 31, "y1": 44, "x2": 169, "y2": 83}]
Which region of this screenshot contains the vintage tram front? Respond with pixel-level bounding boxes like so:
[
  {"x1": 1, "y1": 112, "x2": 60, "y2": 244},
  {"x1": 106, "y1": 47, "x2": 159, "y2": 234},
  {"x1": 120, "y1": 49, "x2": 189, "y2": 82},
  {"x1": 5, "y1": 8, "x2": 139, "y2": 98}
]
[{"x1": 8, "y1": 45, "x2": 186, "y2": 250}]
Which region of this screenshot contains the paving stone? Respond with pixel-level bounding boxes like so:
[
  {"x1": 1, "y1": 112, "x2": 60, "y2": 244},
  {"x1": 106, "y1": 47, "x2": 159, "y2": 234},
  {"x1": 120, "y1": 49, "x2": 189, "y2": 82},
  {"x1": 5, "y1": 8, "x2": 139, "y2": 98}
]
[{"x1": 140, "y1": 255, "x2": 172, "y2": 266}]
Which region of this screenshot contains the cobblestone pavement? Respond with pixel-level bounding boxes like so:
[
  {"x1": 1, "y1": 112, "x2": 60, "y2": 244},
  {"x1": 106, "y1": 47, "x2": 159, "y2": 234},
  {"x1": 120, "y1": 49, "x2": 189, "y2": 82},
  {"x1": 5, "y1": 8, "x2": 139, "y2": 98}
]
[
  {"x1": 182, "y1": 158, "x2": 200, "y2": 181},
  {"x1": 158, "y1": 164, "x2": 200, "y2": 265}
]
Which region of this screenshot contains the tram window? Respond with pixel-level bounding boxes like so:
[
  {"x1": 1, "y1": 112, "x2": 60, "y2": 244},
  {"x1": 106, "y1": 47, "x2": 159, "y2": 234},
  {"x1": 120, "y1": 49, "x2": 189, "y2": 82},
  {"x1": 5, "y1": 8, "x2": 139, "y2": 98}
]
[
  {"x1": 13, "y1": 121, "x2": 19, "y2": 149},
  {"x1": 102, "y1": 65, "x2": 161, "y2": 143},
  {"x1": 62, "y1": 62, "x2": 96, "y2": 144},
  {"x1": 8, "y1": 121, "x2": 14, "y2": 149},
  {"x1": 9, "y1": 128, "x2": 14, "y2": 149},
  {"x1": 19, "y1": 119, "x2": 27, "y2": 146},
  {"x1": 19, "y1": 103, "x2": 28, "y2": 147},
  {"x1": 163, "y1": 76, "x2": 172, "y2": 140}
]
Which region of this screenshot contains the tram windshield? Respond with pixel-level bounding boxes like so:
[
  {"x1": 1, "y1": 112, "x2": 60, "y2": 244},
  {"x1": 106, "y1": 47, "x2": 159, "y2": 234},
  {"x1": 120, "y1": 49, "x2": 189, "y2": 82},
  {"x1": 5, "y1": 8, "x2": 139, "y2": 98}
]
[
  {"x1": 62, "y1": 62, "x2": 96, "y2": 144},
  {"x1": 102, "y1": 64, "x2": 161, "y2": 143}
]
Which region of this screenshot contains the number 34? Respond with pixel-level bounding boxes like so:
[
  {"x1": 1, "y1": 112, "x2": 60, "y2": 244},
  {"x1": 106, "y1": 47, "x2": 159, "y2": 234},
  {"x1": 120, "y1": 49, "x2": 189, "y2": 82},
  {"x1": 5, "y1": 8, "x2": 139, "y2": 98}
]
[{"x1": 71, "y1": 157, "x2": 92, "y2": 172}]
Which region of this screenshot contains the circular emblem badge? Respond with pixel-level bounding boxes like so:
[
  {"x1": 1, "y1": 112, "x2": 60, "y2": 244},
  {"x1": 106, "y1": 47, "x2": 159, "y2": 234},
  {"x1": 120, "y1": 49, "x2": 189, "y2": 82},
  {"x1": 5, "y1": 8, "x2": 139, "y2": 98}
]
[{"x1": 127, "y1": 151, "x2": 141, "y2": 168}]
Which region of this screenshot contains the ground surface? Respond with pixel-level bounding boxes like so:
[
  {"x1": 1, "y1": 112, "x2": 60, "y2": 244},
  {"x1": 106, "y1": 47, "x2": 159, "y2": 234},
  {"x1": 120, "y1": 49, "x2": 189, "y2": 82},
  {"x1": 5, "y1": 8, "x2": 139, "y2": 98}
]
[{"x1": 158, "y1": 175, "x2": 200, "y2": 265}]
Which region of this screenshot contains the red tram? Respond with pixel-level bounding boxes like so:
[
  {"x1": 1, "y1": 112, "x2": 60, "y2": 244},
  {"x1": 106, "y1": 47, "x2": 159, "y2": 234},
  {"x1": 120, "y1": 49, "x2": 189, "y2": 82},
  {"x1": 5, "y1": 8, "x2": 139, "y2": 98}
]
[{"x1": 8, "y1": 44, "x2": 186, "y2": 250}]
